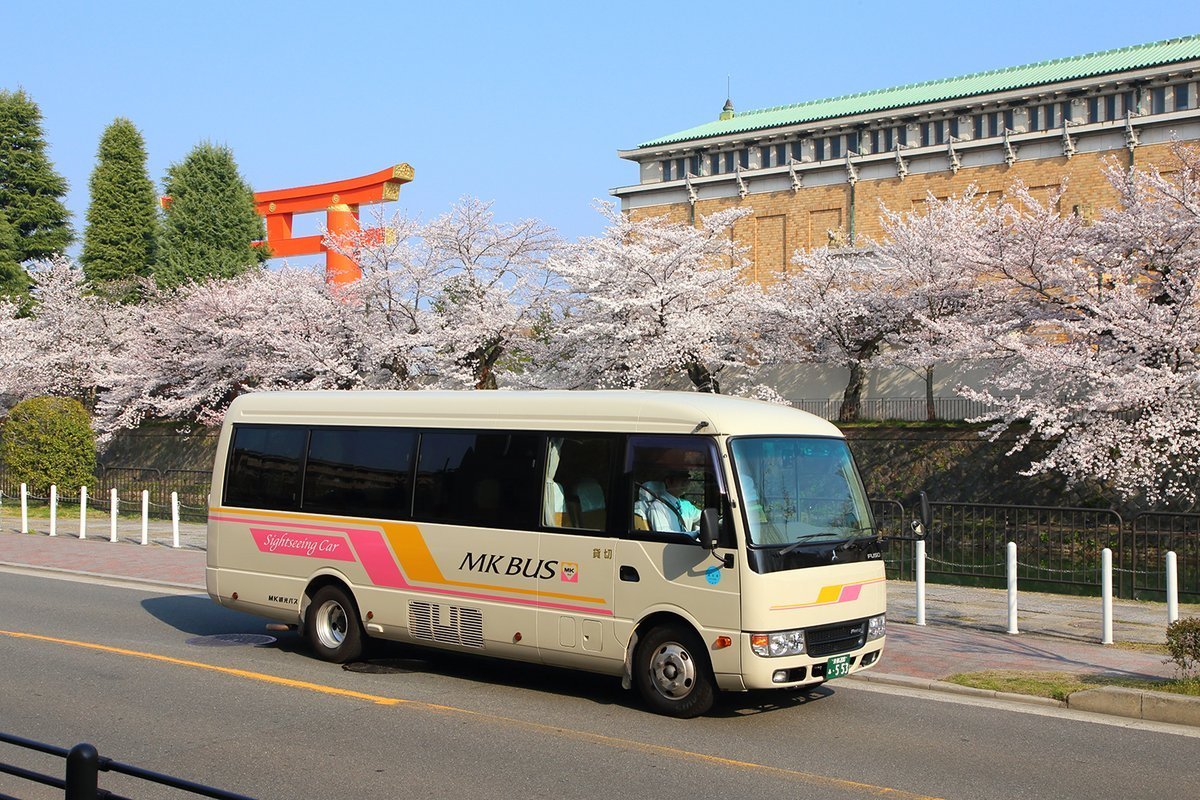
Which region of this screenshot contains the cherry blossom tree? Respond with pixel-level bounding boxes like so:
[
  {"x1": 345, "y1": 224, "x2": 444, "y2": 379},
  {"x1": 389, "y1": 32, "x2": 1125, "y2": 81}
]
[
  {"x1": 327, "y1": 197, "x2": 559, "y2": 389},
  {"x1": 539, "y1": 202, "x2": 760, "y2": 393},
  {"x1": 872, "y1": 189, "x2": 991, "y2": 420},
  {"x1": 94, "y1": 267, "x2": 367, "y2": 436},
  {"x1": 763, "y1": 245, "x2": 909, "y2": 422},
  {"x1": 936, "y1": 142, "x2": 1200, "y2": 506},
  {"x1": 0, "y1": 258, "x2": 138, "y2": 413}
]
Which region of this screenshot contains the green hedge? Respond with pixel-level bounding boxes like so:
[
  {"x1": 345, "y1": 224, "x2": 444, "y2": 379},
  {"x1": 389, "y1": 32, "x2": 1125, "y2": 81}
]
[{"x1": 1, "y1": 396, "x2": 97, "y2": 495}]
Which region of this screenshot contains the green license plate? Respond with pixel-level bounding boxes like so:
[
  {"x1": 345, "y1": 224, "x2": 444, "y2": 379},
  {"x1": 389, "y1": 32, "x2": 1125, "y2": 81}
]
[{"x1": 825, "y1": 655, "x2": 852, "y2": 679}]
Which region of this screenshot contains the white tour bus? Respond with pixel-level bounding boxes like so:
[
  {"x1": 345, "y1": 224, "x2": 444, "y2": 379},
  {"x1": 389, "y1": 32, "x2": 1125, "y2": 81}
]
[{"x1": 206, "y1": 390, "x2": 891, "y2": 717}]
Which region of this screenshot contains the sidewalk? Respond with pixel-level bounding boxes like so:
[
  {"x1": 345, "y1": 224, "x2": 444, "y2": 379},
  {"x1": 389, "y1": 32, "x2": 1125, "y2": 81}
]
[{"x1": 2, "y1": 521, "x2": 1198, "y2": 725}]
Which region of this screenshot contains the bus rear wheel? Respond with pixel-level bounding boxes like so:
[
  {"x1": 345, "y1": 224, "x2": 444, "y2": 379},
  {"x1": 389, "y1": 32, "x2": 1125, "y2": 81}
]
[
  {"x1": 306, "y1": 585, "x2": 365, "y2": 663},
  {"x1": 634, "y1": 623, "x2": 715, "y2": 718}
]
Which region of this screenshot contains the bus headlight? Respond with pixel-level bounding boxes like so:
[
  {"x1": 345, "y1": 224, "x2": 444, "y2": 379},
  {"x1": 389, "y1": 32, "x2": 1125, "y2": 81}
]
[
  {"x1": 867, "y1": 613, "x2": 886, "y2": 641},
  {"x1": 750, "y1": 629, "x2": 806, "y2": 657}
]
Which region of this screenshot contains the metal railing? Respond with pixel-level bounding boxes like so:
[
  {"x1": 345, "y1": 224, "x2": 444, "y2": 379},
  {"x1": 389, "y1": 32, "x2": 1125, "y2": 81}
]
[
  {"x1": 791, "y1": 397, "x2": 996, "y2": 422},
  {"x1": 0, "y1": 731, "x2": 254, "y2": 800},
  {"x1": 873, "y1": 498, "x2": 1200, "y2": 602},
  {"x1": 0, "y1": 466, "x2": 210, "y2": 524}
]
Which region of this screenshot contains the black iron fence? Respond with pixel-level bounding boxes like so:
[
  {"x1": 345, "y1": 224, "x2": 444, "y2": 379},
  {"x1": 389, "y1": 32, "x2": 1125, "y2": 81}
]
[
  {"x1": 0, "y1": 466, "x2": 210, "y2": 524},
  {"x1": 0, "y1": 731, "x2": 253, "y2": 800},
  {"x1": 873, "y1": 499, "x2": 1200, "y2": 602}
]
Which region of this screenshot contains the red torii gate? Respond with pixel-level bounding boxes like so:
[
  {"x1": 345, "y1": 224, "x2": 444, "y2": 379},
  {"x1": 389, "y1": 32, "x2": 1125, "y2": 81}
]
[{"x1": 253, "y1": 163, "x2": 414, "y2": 285}]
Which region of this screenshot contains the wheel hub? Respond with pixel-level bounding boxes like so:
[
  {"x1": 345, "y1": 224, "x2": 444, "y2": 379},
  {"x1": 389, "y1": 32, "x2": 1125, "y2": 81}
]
[{"x1": 650, "y1": 643, "x2": 696, "y2": 699}]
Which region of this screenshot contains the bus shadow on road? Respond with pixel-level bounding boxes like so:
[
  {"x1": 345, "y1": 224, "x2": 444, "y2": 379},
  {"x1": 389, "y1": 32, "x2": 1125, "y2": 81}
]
[{"x1": 140, "y1": 594, "x2": 272, "y2": 636}]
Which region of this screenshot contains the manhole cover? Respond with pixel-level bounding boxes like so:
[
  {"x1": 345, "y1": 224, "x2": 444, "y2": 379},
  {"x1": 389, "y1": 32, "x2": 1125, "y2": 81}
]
[{"x1": 186, "y1": 633, "x2": 277, "y2": 647}]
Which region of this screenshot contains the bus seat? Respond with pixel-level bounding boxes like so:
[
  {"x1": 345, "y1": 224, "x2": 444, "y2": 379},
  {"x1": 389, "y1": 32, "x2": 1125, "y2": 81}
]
[{"x1": 573, "y1": 478, "x2": 606, "y2": 530}]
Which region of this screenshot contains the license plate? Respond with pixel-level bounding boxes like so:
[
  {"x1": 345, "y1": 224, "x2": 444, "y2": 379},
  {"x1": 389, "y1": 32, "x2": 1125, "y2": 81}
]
[{"x1": 825, "y1": 655, "x2": 852, "y2": 679}]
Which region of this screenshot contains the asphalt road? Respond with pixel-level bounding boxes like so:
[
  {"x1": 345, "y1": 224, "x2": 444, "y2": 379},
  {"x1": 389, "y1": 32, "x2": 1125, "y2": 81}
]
[{"x1": 2, "y1": 569, "x2": 1198, "y2": 800}]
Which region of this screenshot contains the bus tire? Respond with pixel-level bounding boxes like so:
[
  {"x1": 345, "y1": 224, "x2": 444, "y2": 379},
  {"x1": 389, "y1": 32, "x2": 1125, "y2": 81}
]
[
  {"x1": 633, "y1": 623, "x2": 715, "y2": 718},
  {"x1": 306, "y1": 584, "x2": 365, "y2": 663}
]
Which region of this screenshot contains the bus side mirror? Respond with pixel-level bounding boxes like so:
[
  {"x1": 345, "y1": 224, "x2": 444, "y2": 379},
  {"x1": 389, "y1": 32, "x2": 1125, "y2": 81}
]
[{"x1": 699, "y1": 508, "x2": 720, "y2": 550}]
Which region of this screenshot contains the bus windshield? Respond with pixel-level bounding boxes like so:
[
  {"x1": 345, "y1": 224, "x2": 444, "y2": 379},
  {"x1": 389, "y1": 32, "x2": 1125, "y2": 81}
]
[{"x1": 729, "y1": 437, "x2": 874, "y2": 548}]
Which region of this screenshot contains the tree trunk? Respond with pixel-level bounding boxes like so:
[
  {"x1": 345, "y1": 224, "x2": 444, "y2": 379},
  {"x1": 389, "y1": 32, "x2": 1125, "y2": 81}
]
[
  {"x1": 925, "y1": 365, "x2": 936, "y2": 422},
  {"x1": 686, "y1": 362, "x2": 721, "y2": 394},
  {"x1": 838, "y1": 360, "x2": 867, "y2": 423}
]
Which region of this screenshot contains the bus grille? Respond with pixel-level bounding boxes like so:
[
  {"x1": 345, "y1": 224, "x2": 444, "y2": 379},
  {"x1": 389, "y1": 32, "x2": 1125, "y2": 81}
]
[
  {"x1": 806, "y1": 620, "x2": 866, "y2": 657},
  {"x1": 408, "y1": 602, "x2": 485, "y2": 648}
]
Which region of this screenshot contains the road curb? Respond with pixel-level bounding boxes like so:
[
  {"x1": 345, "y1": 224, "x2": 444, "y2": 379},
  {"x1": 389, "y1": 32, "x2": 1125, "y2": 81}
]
[
  {"x1": 1068, "y1": 685, "x2": 1200, "y2": 727},
  {"x1": 848, "y1": 671, "x2": 1066, "y2": 708},
  {"x1": 0, "y1": 561, "x2": 205, "y2": 593}
]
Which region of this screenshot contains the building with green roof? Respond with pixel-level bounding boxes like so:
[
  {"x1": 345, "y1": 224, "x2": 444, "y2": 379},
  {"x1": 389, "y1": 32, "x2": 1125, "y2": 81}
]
[{"x1": 612, "y1": 34, "x2": 1200, "y2": 277}]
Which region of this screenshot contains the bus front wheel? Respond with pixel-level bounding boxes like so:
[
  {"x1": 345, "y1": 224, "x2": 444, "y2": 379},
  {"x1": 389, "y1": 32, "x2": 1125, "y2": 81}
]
[
  {"x1": 306, "y1": 584, "x2": 365, "y2": 663},
  {"x1": 634, "y1": 623, "x2": 715, "y2": 718}
]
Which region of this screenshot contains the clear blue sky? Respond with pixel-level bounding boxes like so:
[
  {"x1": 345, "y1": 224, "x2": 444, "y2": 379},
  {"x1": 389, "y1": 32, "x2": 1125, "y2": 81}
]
[{"x1": 2, "y1": 1, "x2": 1198, "y2": 255}]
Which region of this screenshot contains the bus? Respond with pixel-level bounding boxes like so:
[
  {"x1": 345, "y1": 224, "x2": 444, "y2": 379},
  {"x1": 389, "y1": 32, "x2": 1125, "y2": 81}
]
[{"x1": 206, "y1": 390, "x2": 890, "y2": 717}]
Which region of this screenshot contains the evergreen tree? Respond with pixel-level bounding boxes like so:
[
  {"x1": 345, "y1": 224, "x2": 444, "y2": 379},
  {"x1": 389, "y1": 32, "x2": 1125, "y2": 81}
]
[
  {"x1": 156, "y1": 142, "x2": 266, "y2": 287},
  {"x1": 81, "y1": 117, "x2": 158, "y2": 301},
  {"x1": 0, "y1": 89, "x2": 72, "y2": 264},
  {"x1": 0, "y1": 209, "x2": 28, "y2": 298}
]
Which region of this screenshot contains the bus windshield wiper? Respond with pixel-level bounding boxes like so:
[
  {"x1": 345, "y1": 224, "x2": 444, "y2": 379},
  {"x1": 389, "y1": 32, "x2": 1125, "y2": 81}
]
[
  {"x1": 774, "y1": 533, "x2": 843, "y2": 557},
  {"x1": 774, "y1": 526, "x2": 876, "y2": 557}
]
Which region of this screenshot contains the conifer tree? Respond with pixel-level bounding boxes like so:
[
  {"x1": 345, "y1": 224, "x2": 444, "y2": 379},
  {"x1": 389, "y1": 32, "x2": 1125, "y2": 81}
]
[
  {"x1": 81, "y1": 118, "x2": 158, "y2": 301},
  {"x1": 156, "y1": 142, "x2": 266, "y2": 287},
  {"x1": 0, "y1": 89, "x2": 72, "y2": 264},
  {"x1": 0, "y1": 210, "x2": 27, "y2": 298}
]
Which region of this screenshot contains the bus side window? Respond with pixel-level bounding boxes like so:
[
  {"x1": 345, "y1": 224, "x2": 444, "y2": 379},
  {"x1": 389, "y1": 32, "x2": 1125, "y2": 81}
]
[
  {"x1": 626, "y1": 436, "x2": 721, "y2": 539},
  {"x1": 543, "y1": 436, "x2": 614, "y2": 532},
  {"x1": 225, "y1": 425, "x2": 307, "y2": 511}
]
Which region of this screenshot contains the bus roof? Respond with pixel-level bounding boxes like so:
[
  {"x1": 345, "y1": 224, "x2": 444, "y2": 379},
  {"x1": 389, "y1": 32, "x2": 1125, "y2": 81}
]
[{"x1": 223, "y1": 390, "x2": 844, "y2": 438}]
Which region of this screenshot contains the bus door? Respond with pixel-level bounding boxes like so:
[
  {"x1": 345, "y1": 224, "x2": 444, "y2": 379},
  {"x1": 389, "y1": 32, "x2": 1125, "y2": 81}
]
[
  {"x1": 536, "y1": 435, "x2": 619, "y2": 666},
  {"x1": 615, "y1": 436, "x2": 741, "y2": 637}
]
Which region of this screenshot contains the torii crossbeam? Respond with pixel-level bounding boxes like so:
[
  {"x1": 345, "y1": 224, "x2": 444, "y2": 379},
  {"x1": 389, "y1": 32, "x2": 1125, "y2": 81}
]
[{"x1": 254, "y1": 163, "x2": 414, "y2": 285}]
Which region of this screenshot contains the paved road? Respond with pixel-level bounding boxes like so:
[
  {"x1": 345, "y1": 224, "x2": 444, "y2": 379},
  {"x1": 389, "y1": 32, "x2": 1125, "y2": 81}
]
[{"x1": 2, "y1": 571, "x2": 1199, "y2": 800}]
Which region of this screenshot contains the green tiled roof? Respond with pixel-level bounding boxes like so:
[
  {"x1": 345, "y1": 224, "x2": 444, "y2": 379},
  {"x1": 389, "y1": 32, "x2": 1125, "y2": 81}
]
[{"x1": 638, "y1": 34, "x2": 1200, "y2": 149}]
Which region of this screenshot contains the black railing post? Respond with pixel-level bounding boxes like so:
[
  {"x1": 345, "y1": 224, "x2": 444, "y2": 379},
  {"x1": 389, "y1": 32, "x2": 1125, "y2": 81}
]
[{"x1": 65, "y1": 742, "x2": 100, "y2": 800}]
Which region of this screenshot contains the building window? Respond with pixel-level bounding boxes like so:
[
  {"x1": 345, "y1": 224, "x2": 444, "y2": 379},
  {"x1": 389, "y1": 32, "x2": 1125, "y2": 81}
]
[
  {"x1": 1124, "y1": 91, "x2": 1136, "y2": 117},
  {"x1": 1004, "y1": 110, "x2": 1014, "y2": 132},
  {"x1": 759, "y1": 145, "x2": 773, "y2": 168},
  {"x1": 897, "y1": 125, "x2": 907, "y2": 146},
  {"x1": 1105, "y1": 94, "x2": 1117, "y2": 121},
  {"x1": 775, "y1": 144, "x2": 788, "y2": 165},
  {"x1": 973, "y1": 114, "x2": 984, "y2": 138},
  {"x1": 688, "y1": 155, "x2": 700, "y2": 176},
  {"x1": 920, "y1": 122, "x2": 931, "y2": 147},
  {"x1": 1176, "y1": 84, "x2": 1191, "y2": 110},
  {"x1": 884, "y1": 127, "x2": 894, "y2": 151},
  {"x1": 868, "y1": 130, "x2": 879, "y2": 154},
  {"x1": 1152, "y1": 86, "x2": 1167, "y2": 115},
  {"x1": 709, "y1": 154, "x2": 721, "y2": 175},
  {"x1": 1045, "y1": 103, "x2": 1058, "y2": 129},
  {"x1": 830, "y1": 136, "x2": 842, "y2": 159},
  {"x1": 1029, "y1": 106, "x2": 1040, "y2": 131},
  {"x1": 790, "y1": 141, "x2": 804, "y2": 162},
  {"x1": 814, "y1": 137, "x2": 825, "y2": 161},
  {"x1": 846, "y1": 132, "x2": 859, "y2": 154},
  {"x1": 949, "y1": 117, "x2": 959, "y2": 139},
  {"x1": 1087, "y1": 97, "x2": 1100, "y2": 123},
  {"x1": 662, "y1": 160, "x2": 672, "y2": 181},
  {"x1": 987, "y1": 112, "x2": 1001, "y2": 138}
]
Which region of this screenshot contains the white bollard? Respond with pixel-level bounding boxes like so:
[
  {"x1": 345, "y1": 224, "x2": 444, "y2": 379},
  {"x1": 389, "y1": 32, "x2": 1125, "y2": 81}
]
[
  {"x1": 171, "y1": 492, "x2": 180, "y2": 549},
  {"x1": 49, "y1": 485, "x2": 57, "y2": 537},
  {"x1": 1006, "y1": 541, "x2": 1019, "y2": 634},
  {"x1": 141, "y1": 490, "x2": 149, "y2": 546},
  {"x1": 915, "y1": 539, "x2": 927, "y2": 626},
  {"x1": 20, "y1": 483, "x2": 28, "y2": 534},
  {"x1": 1166, "y1": 551, "x2": 1179, "y2": 625},
  {"x1": 1101, "y1": 547, "x2": 1114, "y2": 645},
  {"x1": 79, "y1": 486, "x2": 88, "y2": 539},
  {"x1": 110, "y1": 488, "x2": 119, "y2": 543}
]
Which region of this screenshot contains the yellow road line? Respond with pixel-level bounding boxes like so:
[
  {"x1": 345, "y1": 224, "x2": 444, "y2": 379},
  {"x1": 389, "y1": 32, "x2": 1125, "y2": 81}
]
[
  {"x1": 2, "y1": 628, "x2": 941, "y2": 799},
  {"x1": 0, "y1": 629, "x2": 401, "y2": 706}
]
